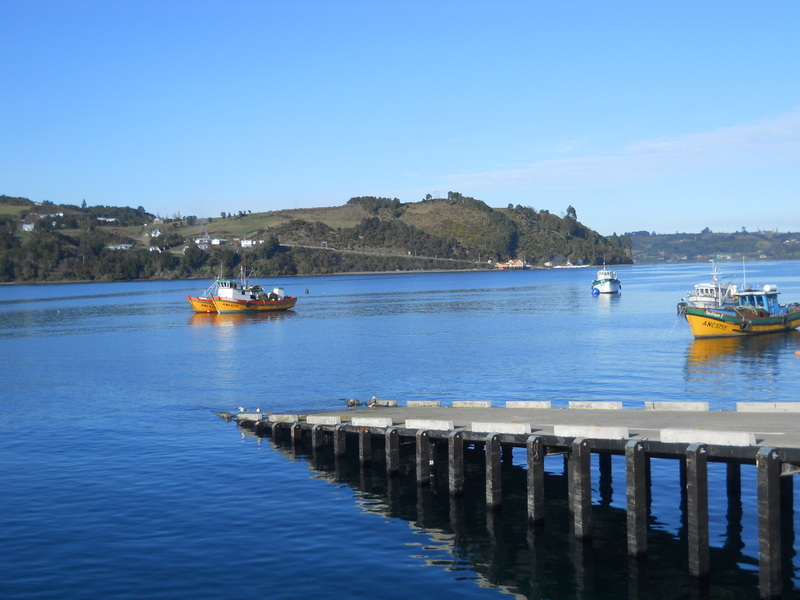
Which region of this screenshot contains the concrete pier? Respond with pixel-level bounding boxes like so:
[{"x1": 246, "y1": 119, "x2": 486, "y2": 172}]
[{"x1": 235, "y1": 401, "x2": 800, "y2": 599}]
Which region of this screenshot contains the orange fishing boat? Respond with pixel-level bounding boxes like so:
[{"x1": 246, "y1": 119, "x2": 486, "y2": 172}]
[{"x1": 186, "y1": 267, "x2": 297, "y2": 314}]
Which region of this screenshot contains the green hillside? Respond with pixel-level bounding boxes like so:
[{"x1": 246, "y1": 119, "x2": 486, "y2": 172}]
[{"x1": 0, "y1": 193, "x2": 631, "y2": 282}]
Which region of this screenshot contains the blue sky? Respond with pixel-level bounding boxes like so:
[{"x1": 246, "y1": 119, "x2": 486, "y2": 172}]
[{"x1": 2, "y1": 1, "x2": 799, "y2": 236}]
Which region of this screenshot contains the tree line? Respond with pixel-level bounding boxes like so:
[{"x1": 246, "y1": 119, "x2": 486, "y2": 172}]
[{"x1": 0, "y1": 193, "x2": 633, "y2": 283}]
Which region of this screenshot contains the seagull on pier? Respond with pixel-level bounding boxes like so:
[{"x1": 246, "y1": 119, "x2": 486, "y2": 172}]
[{"x1": 238, "y1": 406, "x2": 246, "y2": 413}]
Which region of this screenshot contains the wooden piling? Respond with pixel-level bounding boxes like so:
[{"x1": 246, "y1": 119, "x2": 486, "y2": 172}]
[
  {"x1": 757, "y1": 447, "x2": 782, "y2": 599},
  {"x1": 448, "y1": 430, "x2": 464, "y2": 496},
  {"x1": 571, "y1": 438, "x2": 592, "y2": 539},
  {"x1": 526, "y1": 435, "x2": 545, "y2": 524},
  {"x1": 333, "y1": 424, "x2": 346, "y2": 457},
  {"x1": 358, "y1": 427, "x2": 372, "y2": 466},
  {"x1": 291, "y1": 422, "x2": 302, "y2": 445},
  {"x1": 486, "y1": 434, "x2": 502, "y2": 510},
  {"x1": 385, "y1": 427, "x2": 400, "y2": 476},
  {"x1": 686, "y1": 444, "x2": 709, "y2": 578},
  {"x1": 311, "y1": 423, "x2": 324, "y2": 450},
  {"x1": 416, "y1": 430, "x2": 431, "y2": 486},
  {"x1": 626, "y1": 440, "x2": 648, "y2": 557}
]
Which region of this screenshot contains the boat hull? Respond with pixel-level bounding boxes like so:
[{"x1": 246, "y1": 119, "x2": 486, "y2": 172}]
[
  {"x1": 186, "y1": 295, "x2": 216, "y2": 313},
  {"x1": 592, "y1": 280, "x2": 621, "y2": 294},
  {"x1": 211, "y1": 296, "x2": 298, "y2": 314},
  {"x1": 684, "y1": 306, "x2": 800, "y2": 338}
]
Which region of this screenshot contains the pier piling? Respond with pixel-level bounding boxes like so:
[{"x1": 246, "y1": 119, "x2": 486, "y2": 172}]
[
  {"x1": 626, "y1": 440, "x2": 648, "y2": 557},
  {"x1": 686, "y1": 444, "x2": 709, "y2": 578},
  {"x1": 526, "y1": 435, "x2": 545, "y2": 524},
  {"x1": 571, "y1": 438, "x2": 593, "y2": 539},
  {"x1": 448, "y1": 430, "x2": 464, "y2": 496},
  {"x1": 486, "y1": 434, "x2": 502, "y2": 510},
  {"x1": 416, "y1": 430, "x2": 432, "y2": 486},
  {"x1": 757, "y1": 447, "x2": 782, "y2": 598}
]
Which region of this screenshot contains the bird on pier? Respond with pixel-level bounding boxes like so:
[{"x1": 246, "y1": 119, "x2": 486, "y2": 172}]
[
  {"x1": 255, "y1": 408, "x2": 261, "y2": 413},
  {"x1": 238, "y1": 406, "x2": 246, "y2": 413}
]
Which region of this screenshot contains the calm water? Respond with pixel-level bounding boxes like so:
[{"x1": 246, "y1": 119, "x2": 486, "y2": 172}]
[{"x1": 1, "y1": 262, "x2": 799, "y2": 599}]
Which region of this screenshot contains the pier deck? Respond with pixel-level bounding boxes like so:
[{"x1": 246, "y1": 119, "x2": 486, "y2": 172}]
[{"x1": 303, "y1": 403, "x2": 800, "y2": 448}]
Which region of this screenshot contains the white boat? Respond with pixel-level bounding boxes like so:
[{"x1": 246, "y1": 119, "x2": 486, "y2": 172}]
[
  {"x1": 677, "y1": 263, "x2": 737, "y2": 313},
  {"x1": 591, "y1": 266, "x2": 621, "y2": 294}
]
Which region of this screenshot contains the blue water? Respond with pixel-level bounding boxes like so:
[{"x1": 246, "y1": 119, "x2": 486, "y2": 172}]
[{"x1": 1, "y1": 262, "x2": 799, "y2": 599}]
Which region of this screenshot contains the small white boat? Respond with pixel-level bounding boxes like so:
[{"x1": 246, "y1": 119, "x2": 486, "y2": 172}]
[
  {"x1": 677, "y1": 263, "x2": 737, "y2": 313},
  {"x1": 591, "y1": 266, "x2": 621, "y2": 295}
]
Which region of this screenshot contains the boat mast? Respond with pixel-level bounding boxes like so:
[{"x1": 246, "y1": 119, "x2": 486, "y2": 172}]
[{"x1": 742, "y1": 258, "x2": 747, "y2": 289}]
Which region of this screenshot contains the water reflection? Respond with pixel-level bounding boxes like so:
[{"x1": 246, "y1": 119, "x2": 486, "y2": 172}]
[
  {"x1": 684, "y1": 334, "x2": 797, "y2": 403},
  {"x1": 187, "y1": 311, "x2": 297, "y2": 328},
  {"x1": 594, "y1": 292, "x2": 622, "y2": 313}
]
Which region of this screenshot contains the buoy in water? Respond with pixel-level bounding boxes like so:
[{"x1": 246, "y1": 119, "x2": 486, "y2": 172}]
[{"x1": 795, "y1": 350, "x2": 800, "y2": 356}]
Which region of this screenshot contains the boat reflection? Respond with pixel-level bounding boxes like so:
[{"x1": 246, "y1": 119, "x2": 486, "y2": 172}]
[
  {"x1": 684, "y1": 333, "x2": 798, "y2": 401},
  {"x1": 686, "y1": 334, "x2": 794, "y2": 364},
  {"x1": 188, "y1": 311, "x2": 297, "y2": 327},
  {"x1": 595, "y1": 291, "x2": 621, "y2": 312},
  {"x1": 685, "y1": 337, "x2": 743, "y2": 364}
]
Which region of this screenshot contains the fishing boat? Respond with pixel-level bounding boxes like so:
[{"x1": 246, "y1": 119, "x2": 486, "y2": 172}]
[
  {"x1": 186, "y1": 267, "x2": 297, "y2": 314},
  {"x1": 591, "y1": 266, "x2": 621, "y2": 295},
  {"x1": 676, "y1": 263, "x2": 737, "y2": 313},
  {"x1": 186, "y1": 280, "x2": 219, "y2": 313},
  {"x1": 683, "y1": 284, "x2": 800, "y2": 338}
]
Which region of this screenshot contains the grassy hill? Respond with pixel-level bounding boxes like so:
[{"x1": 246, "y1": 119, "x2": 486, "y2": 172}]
[{"x1": 0, "y1": 193, "x2": 631, "y2": 282}]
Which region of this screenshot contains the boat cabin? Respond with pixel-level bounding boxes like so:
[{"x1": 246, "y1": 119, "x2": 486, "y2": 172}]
[
  {"x1": 596, "y1": 269, "x2": 617, "y2": 280},
  {"x1": 736, "y1": 285, "x2": 783, "y2": 315},
  {"x1": 217, "y1": 279, "x2": 241, "y2": 291}
]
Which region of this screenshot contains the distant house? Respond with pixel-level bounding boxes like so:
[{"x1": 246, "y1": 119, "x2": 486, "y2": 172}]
[
  {"x1": 21, "y1": 223, "x2": 34, "y2": 232},
  {"x1": 97, "y1": 217, "x2": 119, "y2": 223},
  {"x1": 107, "y1": 244, "x2": 133, "y2": 251},
  {"x1": 496, "y1": 259, "x2": 525, "y2": 270},
  {"x1": 150, "y1": 229, "x2": 162, "y2": 238},
  {"x1": 210, "y1": 238, "x2": 227, "y2": 246},
  {"x1": 241, "y1": 239, "x2": 263, "y2": 248}
]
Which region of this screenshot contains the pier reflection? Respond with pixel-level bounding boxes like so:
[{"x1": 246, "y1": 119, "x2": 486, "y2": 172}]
[{"x1": 251, "y1": 426, "x2": 768, "y2": 599}]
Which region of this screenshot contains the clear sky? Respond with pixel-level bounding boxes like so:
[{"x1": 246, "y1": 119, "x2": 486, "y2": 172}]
[{"x1": 2, "y1": 1, "x2": 799, "y2": 236}]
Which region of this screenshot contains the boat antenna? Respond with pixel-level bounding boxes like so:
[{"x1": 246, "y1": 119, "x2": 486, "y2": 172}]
[{"x1": 742, "y1": 258, "x2": 747, "y2": 289}]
